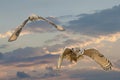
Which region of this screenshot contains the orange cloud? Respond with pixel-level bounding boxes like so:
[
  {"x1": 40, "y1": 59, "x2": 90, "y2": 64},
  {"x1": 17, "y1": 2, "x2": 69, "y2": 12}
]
[
  {"x1": 0, "y1": 30, "x2": 31, "y2": 39},
  {"x1": 67, "y1": 32, "x2": 120, "y2": 48},
  {"x1": 0, "y1": 31, "x2": 12, "y2": 38},
  {"x1": 0, "y1": 72, "x2": 7, "y2": 78},
  {"x1": 112, "y1": 67, "x2": 120, "y2": 72}
]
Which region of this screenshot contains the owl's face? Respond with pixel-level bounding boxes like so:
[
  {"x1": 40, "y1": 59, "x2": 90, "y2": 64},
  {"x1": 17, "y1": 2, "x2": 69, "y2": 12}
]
[{"x1": 72, "y1": 48, "x2": 80, "y2": 53}]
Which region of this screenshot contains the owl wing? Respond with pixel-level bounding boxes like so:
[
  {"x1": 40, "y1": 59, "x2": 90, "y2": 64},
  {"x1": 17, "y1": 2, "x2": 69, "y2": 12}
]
[
  {"x1": 8, "y1": 19, "x2": 29, "y2": 42},
  {"x1": 38, "y1": 16, "x2": 65, "y2": 31},
  {"x1": 57, "y1": 48, "x2": 72, "y2": 69},
  {"x1": 83, "y1": 48, "x2": 112, "y2": 71},
  {"x1": 8, "y1": 27, "x2": 22, "y2": 42},
  {"x1": 8, "y1": 15, "x2": 65, "y2": 42}
]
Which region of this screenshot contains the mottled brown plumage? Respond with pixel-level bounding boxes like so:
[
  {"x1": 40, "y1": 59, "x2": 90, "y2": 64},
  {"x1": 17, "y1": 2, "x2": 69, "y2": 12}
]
[{"x1": 57, "y1": 48, "x2": 112, "y2": 71}]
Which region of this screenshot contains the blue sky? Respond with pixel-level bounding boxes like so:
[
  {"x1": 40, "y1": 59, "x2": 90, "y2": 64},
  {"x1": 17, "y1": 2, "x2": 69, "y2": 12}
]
[
  {"x1": 0, "y1": 0, "x2": 120, "y2": 80},
  {"x1": 1, "y1": 0, "x2": 120, "y2": 32}
]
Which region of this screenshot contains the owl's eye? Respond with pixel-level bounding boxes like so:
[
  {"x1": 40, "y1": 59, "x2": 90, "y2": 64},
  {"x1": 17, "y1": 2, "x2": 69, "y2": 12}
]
[{"x1": 99, "y1": 54, "x2": 104, "y2": 57}]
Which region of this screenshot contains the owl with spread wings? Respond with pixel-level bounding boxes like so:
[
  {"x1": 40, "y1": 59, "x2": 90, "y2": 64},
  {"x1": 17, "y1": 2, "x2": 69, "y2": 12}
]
[
  {"x1": 57, "y1": 47, "x2": 112, "y2": 71},
  {"x1": 8, "y1": 14, "x2": 65, "y2": 42}
]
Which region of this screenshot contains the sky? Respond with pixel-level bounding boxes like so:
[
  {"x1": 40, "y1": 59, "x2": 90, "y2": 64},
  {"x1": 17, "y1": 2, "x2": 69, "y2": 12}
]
[{"x1": 0, "y1": 0, "x2": 120, "y2": 80}]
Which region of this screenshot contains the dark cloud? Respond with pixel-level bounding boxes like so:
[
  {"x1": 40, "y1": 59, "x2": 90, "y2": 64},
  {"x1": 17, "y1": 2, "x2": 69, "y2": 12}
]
[
  {"x1": 40, "y1": 67, "x2": 60, "y2": 78},
  {"x1": 67, "y1": 5, "x2": 120, "y2": 36},
  {"x1": 58, "y1": 15, "x2": 79, "y2": 24},
  {"x1": 13, "y1": 67, "x2": 60, "y2": 80},
  {"x1": 16, "y1": 71, "x2": 30, "y2": 78},
  {"x1": 58, "y1": 15, "x2": 74, "y2": 19},
  {"x1": 0, "y1": 52, "x2": 3, "y2": 59},
  {"x1": 15, "y1": 54, "x2": 58, "y2": 67},
  {"x1": 3, "y1": 54, "x2": 58, "y2": 66},
  {"x1": 3, "y1": 47, "x2": 44, "y2": 62},
  {"x1": 0, "y1": 47, "x2": 58, "y2": 66},
  {"x1": 14, "y1": 54, "x2": 58, "y2": 67}
]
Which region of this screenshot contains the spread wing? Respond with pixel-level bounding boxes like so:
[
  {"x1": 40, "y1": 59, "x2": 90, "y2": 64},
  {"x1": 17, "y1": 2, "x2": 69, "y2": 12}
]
[
  {"x1": 83, "y1": 48, "x2": 112, "y2": 71},
  {"x1": 38, "y1": 16, "x2": 65, "y2": 31},
  {"x1": 8, "y1": 19, "x2": 29, "y2": 42},
  {"x1": 8, "y1": 14, "x2": 65, "y2": 42},
  {"x1": 57, "y1": 48, "x2": 72, "y2": 69}
]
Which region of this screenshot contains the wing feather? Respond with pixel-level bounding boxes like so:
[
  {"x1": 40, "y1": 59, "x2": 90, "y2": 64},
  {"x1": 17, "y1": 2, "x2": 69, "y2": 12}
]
[
  {"x1": 83, "y1": 48, "x2": 112, "y2": 71},
  {"x1": 8, "y1": 19, "x2": 29, "y2": 42},
  {"x1": 8, "y1": 27, "x2": 22, "y2": 42},
  {"x1": 57, "y1": 48, "x2": 72, "y2": 69},
  {"x1": 38, "y1": 16, "x2": 65, "y2": 31}
]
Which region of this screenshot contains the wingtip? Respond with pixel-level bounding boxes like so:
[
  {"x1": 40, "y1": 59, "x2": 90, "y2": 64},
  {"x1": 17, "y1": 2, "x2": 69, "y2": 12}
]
[
  {"x1": 8, "y1": 39, "x2": 12, "y2": 42},
  {"x1": 8, "y1": 39, "x2": 15, "y2": 42},
  {"x1": 103, "y1": 63, "x2": 112, "y2": 71},
  {"x1": 8, "y1": 36, "x2": 16, "y2": 42},
  {"x1": 8, "y1": 34, "x2": 18, "y2": 42},
  {"x1": 56, "y1": 25, "x2": 65, "y2": 31}
]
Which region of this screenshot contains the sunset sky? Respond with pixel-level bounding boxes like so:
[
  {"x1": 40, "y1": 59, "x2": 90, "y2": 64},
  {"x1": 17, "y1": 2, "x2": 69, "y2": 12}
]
[{"x1": 0, "y1": 0, "x2": 120, "y2": 80}]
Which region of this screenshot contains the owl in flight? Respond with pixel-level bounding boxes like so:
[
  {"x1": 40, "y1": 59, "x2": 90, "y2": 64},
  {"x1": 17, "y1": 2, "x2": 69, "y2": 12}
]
[
  {"x1": 57, "y1": 47, "x2": 112, "y2": 71},
  {"x1": 8, "y1": 14, "x2": 65, "y2": 42}
]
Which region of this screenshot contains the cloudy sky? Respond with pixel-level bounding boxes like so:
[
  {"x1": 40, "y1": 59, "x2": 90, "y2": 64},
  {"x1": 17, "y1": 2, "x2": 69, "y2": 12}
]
[{"x1": 0, "y1": 0, "x2": 120, "y2": 80}]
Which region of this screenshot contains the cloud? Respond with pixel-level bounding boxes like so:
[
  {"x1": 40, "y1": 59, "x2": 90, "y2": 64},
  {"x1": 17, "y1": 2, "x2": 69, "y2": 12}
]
[
  {"x1": 40, "y1": 31, "x2": 120, "y2": 71},
  {"x1": 0, "y1": 72, "x2": 7, "y2": 79},
  {"x1": 44, "y1": 32, "x2": 120, "y2": 53},
  {"x1": 0, "y1": 44, "x2": 9, "y2": 49},
  {"x1": 0, "y1": 47, "x2": 59, "y2": 66},
  {"x1": 68, "y1": 69, "x2": 120, "y2": 80},
  {"x1": 57, "y1": 15, "x2": 79, "y2": 25},
  {"x1": 0, "y1": 44, "x2": 119, "y2": 80},
  {"x1": 14, "y1": 66, "x2": 60, "y2": 80},
  {"x1": 0, "y1": 31, "x2": 12, "y2": 38},
  {"x1": 1, "y1": 65, "x2": 120, "y2": 80},
  {"x1": 67, "y1": 5, "x2": 120, "y2": 36},
  {"x1": 2, "y1": 29, "x2": 117, "y2": 67},
  {"x1": 39, "y1": 67, "x2": 60, "y2": 79},
  {"x1": 44, "y1": 33, "x2": 70, "y2": 44},
  {"x1": 16, "y1": 71, "x2": 30, "y2": 78},
  {"x1": 0, "y1": 52, "x2": 3, "y2": 59},
  {"x1": 0, "y1": 45, "x2": 76, "y2": 73},
  {"x1": 15, "y1": 54, "x2": 58, "y2": 67},
  {"x1": 4, "y1": 47, "x2": 45, "y2": 59},
  {"x1": 0, "y1": 30, "x2": 31, "y2": 39},
  {"x1": 114, "y1": 59, "x2": 120, "y2": 70}
]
